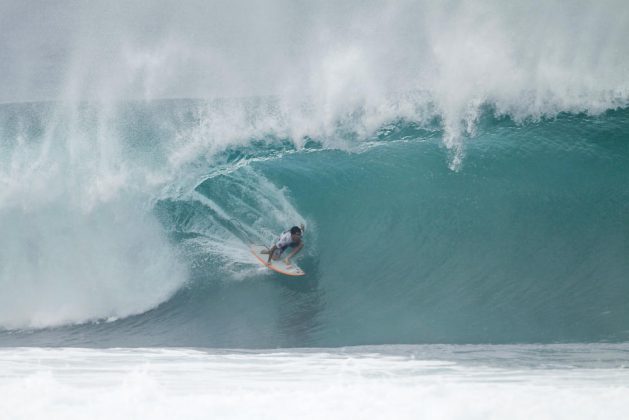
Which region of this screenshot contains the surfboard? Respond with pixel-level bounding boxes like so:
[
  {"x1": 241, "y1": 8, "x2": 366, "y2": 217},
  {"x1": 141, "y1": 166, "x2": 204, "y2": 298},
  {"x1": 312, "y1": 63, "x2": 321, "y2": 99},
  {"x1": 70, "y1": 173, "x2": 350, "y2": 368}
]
[{"x1": 250, "y1": 244, "x2": 305, "y2": 276}]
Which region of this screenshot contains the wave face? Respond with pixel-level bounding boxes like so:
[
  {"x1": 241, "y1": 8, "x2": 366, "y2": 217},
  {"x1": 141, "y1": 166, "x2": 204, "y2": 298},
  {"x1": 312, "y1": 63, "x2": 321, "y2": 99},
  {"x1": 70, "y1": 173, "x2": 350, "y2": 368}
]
[
  {"x1": 0, "y1": 1, "x2": 628, "y2": 346},
  {"x1": 1, "y1": 103, "x2": 627, "y2": 347}
]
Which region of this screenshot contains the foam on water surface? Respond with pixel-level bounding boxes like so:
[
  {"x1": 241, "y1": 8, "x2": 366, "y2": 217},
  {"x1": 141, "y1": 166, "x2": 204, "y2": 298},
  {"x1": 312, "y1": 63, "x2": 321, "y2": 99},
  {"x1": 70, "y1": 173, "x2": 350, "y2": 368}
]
[{"x1": 2, "y1": 344, "x2": 629, "y2": 420}]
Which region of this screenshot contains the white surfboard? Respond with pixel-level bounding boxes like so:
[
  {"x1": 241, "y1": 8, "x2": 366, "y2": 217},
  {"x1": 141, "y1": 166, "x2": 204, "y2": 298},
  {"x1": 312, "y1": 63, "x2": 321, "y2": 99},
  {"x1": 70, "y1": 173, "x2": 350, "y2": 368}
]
[{"x1": 250, "y1": 244, "x2": 305, "y2": 276}]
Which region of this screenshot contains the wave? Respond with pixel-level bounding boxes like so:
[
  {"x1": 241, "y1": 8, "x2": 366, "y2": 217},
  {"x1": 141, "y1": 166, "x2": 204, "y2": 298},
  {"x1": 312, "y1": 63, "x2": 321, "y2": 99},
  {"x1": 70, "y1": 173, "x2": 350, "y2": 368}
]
[
  {"x1": 0, "y1": 103, "x2": 627, "y2": 346},
  {"x1": 1, "y1": 0, "x2": 628, "y2": 345},
  {"x1": 2, "y1": 0, "x2": 629, "y2": 163}
]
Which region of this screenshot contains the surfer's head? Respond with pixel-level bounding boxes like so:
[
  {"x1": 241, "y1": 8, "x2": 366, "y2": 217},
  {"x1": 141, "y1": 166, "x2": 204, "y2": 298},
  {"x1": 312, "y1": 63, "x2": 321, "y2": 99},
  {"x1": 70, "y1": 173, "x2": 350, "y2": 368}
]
[{"x1": 290, "y1": 226, "x2": 302, "y2": 242}]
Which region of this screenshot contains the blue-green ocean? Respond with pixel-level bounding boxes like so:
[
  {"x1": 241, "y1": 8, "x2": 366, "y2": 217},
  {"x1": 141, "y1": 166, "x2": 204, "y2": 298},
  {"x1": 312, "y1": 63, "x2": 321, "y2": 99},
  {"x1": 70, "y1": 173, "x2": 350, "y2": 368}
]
[{"x1": 1, "y1": 101, "x2": 627, "y2": 347}]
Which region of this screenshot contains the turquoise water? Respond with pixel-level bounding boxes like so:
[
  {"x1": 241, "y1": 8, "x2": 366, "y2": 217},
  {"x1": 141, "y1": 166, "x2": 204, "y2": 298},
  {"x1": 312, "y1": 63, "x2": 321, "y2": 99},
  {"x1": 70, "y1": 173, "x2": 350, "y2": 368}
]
[
  {"x1": 0, "y1": 0, "x2": 628, "y2": 350},
  {"x1": 1, "y1": 103, "x2": 627, "y2": 347}
]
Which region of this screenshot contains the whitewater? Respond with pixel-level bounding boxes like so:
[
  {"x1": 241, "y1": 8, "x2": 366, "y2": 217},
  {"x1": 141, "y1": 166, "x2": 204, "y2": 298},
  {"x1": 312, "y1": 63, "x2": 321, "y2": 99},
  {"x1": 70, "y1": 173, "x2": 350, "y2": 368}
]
[{"x1": 1, "y1": 0, "x2": 628, "y2": 418}]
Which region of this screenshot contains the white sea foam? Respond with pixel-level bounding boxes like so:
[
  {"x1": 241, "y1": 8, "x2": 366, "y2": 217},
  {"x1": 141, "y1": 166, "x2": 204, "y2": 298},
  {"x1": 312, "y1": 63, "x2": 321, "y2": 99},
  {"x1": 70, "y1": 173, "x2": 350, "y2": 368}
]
[
  {"x1": 0, "y1": 200, "x2": 186, "y2": 329},
  {"x1": 0, "y1": 104, "x2": 188, "y2": 329},
  {"x1": 1, "y1": 345, "x2": 629, "y2": 420},
  {"x1": 1, "y1": 1, "x2": 627, "y2": 154}
]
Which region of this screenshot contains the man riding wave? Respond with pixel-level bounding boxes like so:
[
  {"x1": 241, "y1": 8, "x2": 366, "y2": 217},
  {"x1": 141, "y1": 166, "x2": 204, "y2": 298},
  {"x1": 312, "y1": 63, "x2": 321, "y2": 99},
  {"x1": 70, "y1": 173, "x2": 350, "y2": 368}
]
[{"x1": 261, "y1": 224, "x2": 305, "y2": 266}]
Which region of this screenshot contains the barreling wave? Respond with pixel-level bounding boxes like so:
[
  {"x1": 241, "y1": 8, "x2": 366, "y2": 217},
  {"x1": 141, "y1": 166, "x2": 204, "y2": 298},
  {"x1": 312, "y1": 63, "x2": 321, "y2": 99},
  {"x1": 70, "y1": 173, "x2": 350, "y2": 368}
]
[
  {"x1": 0, "y1": 0, "x2": 628, "y2": 346},
  {"x1": 0, "y1": 102, "x2": 627, "y2": 347}
]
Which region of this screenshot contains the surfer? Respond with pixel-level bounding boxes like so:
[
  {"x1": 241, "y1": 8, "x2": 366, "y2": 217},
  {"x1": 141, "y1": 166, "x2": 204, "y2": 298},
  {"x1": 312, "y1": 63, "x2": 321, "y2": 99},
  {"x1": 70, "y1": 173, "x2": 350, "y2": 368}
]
[{"x1": 262, "y1": 224, "x2": 305, "y2": 266}]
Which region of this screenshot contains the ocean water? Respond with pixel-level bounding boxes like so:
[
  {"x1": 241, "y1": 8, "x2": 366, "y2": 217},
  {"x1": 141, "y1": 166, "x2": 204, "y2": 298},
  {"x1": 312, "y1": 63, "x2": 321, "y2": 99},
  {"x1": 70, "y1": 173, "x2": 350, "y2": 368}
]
[
  {"x1": 1, "y1": 0, "x2": 629, "y2": 418},
  {"x1": 2, "y1": 344, "x2": 629, "y2": 420}
]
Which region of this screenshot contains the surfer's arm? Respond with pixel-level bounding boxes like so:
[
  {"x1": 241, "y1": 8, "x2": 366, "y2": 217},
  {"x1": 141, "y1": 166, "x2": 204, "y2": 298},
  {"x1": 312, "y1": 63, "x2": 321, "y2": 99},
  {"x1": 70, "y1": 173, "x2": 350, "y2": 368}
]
[{"x1": 284, "y1": 242, "x2": 303, "y2": 264}]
